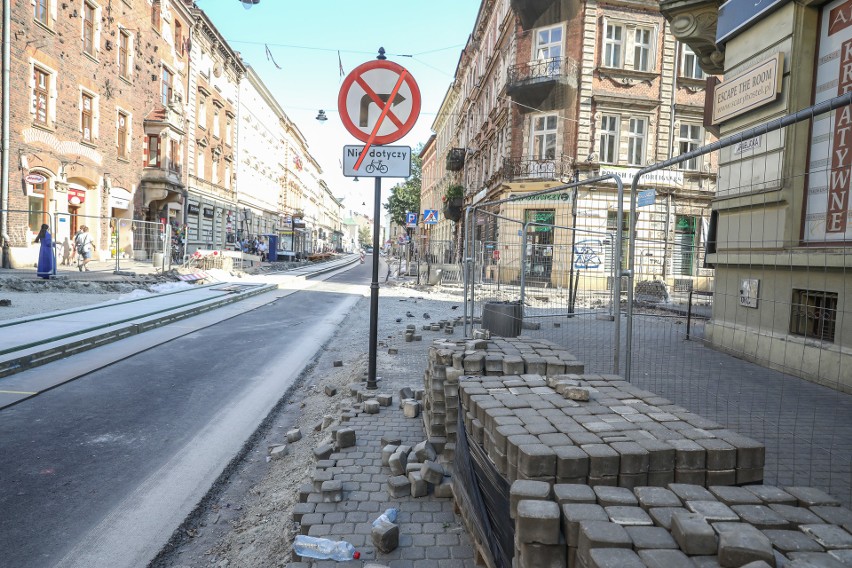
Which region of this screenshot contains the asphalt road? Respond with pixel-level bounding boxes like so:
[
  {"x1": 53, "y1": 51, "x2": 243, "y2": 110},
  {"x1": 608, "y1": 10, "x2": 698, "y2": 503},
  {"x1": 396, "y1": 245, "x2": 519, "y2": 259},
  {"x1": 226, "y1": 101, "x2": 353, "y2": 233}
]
[{"x1": 0, "y1": 261, "x2": 373, "y2": 568}]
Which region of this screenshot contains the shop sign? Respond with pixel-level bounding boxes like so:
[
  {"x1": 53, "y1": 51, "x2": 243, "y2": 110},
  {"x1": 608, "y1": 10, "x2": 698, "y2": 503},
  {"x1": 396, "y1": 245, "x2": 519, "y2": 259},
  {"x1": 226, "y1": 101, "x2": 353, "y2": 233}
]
[
  {"x1": 109, "y1": 187, "x2": 131, "y2": 210},
  {"x1": 25, "y1": 173, "x2": 47, "y2": 185},
  {"x1": 203, "y1": 207, "x2": 215, "y2": 219},
  {"x1": 293, "y1": 217, "x2": 305, "y2": 229},
  {"x1": 711, "y1": 54, "x2": 783, "y2": 124},
  {"x1": 717, "y1": 0, "x2": 792, "y2": 44},
  {"x1": 68, "y1": 188, "x2": 86, "y2": 205},
  {"x1": 187, "y1": 204, "x2": 200, "y2": 215},
  {"x1": 599, "y1": 166, "x2": 683, "y2": 187},
  {"x1": 509, "y1": 191, "x2": 573, "y2": 203}
]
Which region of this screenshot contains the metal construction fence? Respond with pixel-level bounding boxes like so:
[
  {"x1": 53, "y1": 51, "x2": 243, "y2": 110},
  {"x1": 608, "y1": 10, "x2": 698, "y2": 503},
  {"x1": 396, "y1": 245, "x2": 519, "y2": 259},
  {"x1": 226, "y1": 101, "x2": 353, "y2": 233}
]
[
  {"x1": 456, "y1": 91, "x2": 852, "y2": 506},
  {"x1": 1, "y1": 209, "x2": 171, "y2": 274}
]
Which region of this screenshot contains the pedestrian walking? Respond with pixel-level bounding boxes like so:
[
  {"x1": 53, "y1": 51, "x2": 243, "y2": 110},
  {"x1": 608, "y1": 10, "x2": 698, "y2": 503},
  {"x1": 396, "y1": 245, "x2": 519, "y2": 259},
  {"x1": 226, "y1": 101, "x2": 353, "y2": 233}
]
[
  {"x1": 74, "y1": 225, "x2": 94, "y2": 271},
  {"x1": 33, "y1": 223, "x2": 54, "y2": 279},
  {"x1": 60, "y1": 236, "x2": 72, "y2": 266}
]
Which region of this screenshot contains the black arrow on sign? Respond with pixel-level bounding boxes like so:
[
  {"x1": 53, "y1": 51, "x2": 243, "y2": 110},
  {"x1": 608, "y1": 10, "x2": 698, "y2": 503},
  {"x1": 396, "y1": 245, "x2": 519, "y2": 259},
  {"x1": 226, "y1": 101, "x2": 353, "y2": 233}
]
[{"x1": 360, "y1": 93, "x2": 406, "y2": 127}]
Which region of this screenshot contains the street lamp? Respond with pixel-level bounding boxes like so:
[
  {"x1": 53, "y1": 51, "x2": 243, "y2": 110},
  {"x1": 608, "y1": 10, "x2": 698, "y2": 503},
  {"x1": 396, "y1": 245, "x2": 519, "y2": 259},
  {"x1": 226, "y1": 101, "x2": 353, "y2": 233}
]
[
  {"x1": 238, "y1": 0, "x2": 260, "y2": 9},
  {"x1": 316, "y1": 110, "x2": 328, "y2": 123}
]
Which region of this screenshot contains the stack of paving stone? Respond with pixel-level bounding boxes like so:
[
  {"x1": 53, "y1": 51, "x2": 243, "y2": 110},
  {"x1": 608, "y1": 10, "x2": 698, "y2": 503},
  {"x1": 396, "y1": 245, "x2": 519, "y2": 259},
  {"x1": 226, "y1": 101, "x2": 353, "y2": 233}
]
[
  {"x1": 510, "y1": 480, "x2": 852, "y2": 567},
  {"x1": 458, "y1": 372, "x2": 765, "y2": 488},
  {"x1": 382, "y1": 439, "x2": 454, "y2": 499},
  {"x1": 423, "y1": 337, "x2": 586, "y2": 457}
]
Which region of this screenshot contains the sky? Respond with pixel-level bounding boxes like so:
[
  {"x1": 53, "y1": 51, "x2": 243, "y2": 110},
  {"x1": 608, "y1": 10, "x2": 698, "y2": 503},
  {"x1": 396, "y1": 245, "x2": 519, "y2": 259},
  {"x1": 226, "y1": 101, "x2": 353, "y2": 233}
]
[{"x1": 195, "y1": 0, "x2": 482, "y2": 217}]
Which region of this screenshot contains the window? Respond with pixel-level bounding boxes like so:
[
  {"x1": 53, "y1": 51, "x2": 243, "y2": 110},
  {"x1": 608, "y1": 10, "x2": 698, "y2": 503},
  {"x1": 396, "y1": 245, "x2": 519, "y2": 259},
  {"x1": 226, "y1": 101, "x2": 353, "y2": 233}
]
[
  {"x1": 536, "y1": 25, "x2": 562, "y2": 60},
  {"x1": 599, "y1": 115, "x2": 619, "y2": 163},
  {"x1": 225, "y1": 116, "x2": 232, "y2": 144},
  {"x1": 531, "y1": 114, "x2": 557, "y2": 160},
  {"x1": 674, "y1": 215, "x2": 697, "y2": 276},
  {"x1": 169, "y1": 139, "x2": 179, "y2": 172},
  {"x1": 147, "y1": 134, "x2": 160, "y2": 166},
  {"x1": 212, "y1": 158, "x2": 218, "y2": 184},
  {"x1": 83, "y1": 2, "x2": 95, "y2": 56},
  {"x1": 161, "y1": 67, "x2": 172, "y2": 106},
  {"x1": 117, "y1": 111, "x2": 128, "y2": 157},
  {"x1": 119, "y1": 30, "x2": 130, "y2": 78},
  {"x1": 634, "y1": 28, "x2": 654, "y2": 72},
  {"x1": 606, "y1": 211, "x2": 637, "y2": 270},
  {"x1": 678, "y1": 124, "x2": 702, "y2": 170},
  {"x1": 81, "y1": 93, "x2": 93, "y2": 141},
  {"x1": 151, "y1": 0, "x2": 160, "y2": 31},
  {"x1": 791, "y1": 290, "x2": 838, "y2": 342},
  {"x1": 196, "y1": 148, "x2": 205, "y2": 177},
  {"x1": 603, "y1": 23, "x2": 623, "y2": 68},
  {"x1": 198, "y1": 95, "x2": 206, "y2": 128},
  {"x1": 33, "y1": 67, "x2": 49, "y2": 125},
  {"x1": 626, "y1": 117, "x2": 646, "y2": 166},
  {"x1": 35, "y1": 0, "x2": 49, "y2": 25},
  {"x1": 224, "y1": 163, "x2": 231, "y2": 189},
  {"x1": 681, "y1": 44, "x2": 704, "y2": 80},
  {"x1": 174, "y1": 20, "x2": 183, "y2": 57},
  {"x1": 28, "y1": 179, "x2": 46, "y2": 231},
  {"x1": 213, "y1": 106, "x2": 220, "y2": 138}
]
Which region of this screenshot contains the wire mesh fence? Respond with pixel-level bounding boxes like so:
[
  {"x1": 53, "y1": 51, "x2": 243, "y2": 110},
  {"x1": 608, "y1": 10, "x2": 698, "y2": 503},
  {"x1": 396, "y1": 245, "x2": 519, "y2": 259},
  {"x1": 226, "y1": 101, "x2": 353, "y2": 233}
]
[{"x1": 456, "y1": 92, "x2": 852, "y2": 506}]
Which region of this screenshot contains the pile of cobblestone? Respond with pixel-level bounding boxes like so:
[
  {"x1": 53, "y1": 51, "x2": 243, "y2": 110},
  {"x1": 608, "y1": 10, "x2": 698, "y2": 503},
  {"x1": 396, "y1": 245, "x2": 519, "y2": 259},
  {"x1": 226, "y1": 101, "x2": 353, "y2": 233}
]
[{"x1": 511, "y1": 480, "x2": 852, "y2": 567}]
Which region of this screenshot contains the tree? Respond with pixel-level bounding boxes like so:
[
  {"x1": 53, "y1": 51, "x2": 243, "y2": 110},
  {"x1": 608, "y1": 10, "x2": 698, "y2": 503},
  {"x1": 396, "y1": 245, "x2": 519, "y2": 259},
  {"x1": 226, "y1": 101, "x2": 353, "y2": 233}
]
[
  {"x1": 384, "y1": 148, "x2": 422, "y2": 227},
  {"x1": 358, "y1": 226, "x2": 371, "y2": 248}
]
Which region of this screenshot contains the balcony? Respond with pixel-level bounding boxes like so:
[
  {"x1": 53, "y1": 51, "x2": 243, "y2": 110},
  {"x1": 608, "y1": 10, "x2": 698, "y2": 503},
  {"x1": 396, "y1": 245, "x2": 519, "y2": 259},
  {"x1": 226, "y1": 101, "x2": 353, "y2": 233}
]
[
  {"x1": 446, "y1": 148, "x2": 466, "y2": 172},
  {"x1": 141, "y1": 163, "x2": 183, "y2": 186},
  {"x1": 503, "y1": 155, "x2": 574, "y2": 182},
  {"x1": 506, "y1": 57, "x2": 578, "y2": 107},
  {"x1": 510, "y1": 0, "x2": 553, "y2": 29}
]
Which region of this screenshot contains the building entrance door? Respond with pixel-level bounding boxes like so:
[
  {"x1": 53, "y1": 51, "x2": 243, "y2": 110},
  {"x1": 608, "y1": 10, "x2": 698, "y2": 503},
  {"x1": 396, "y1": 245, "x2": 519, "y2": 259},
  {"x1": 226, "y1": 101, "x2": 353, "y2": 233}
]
[{"x1": 524, "y1": 209, "x2": 554, "y2": 287}]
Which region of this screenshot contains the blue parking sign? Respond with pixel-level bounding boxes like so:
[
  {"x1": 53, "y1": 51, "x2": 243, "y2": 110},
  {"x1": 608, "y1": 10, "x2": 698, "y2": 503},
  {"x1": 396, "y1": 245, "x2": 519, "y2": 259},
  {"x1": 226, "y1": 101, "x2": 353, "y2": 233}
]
[{"x1": 405, "y1": 212, "x2": 418, "y2": 227}]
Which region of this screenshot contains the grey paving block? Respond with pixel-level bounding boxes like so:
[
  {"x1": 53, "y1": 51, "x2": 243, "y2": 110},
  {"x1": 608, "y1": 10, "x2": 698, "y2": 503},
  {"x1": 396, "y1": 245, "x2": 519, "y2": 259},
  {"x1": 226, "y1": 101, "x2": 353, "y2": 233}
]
[
  {"x1": 668, "y1": 439, "x2": 706, "y2": 470},
  {"x1": 588, "y1": 547, "x2": 644, "y2": 568},
  {"x1": 611, "y1": 441, "x2": 650, "y2": 474},
  {"x1": 708, "y1": 485, "x2": 761, "y2": 506},
  {"x1": 336, "y1": 427, "x2": 357, "y2": 449},
  {"x1": 583, "y1": 444, "x2": 620, "y2": 477},
  {"x1": 372, "y1": 520, "x2": 399, "y2": 553},
  {"x1": 731, "y1": 504, "x2": 790, "y2": 530},
  {"x1": 387, "y1": 475, "x2": 410, "y2": 498},
  {"x1": 516, "y1": 499, "x2": 561, "y2": 545},
  {"x1": 785, "y1": 551, "x2": 847, "y2": 566},
  {"x1": 594, "y1": 486, "x2": 638, "y2": 507},
  {"x1": 646, "y1": 470, "x2": 676, "y2": 487},
  {"x1": 801, "y1": 524, "x2": 852, "y2": 549},
  {"x1": 762, "y1": 529, "x2": 826, "y2": 554},
  {"x1": 561, "y1": 503, "x2": 609, "y2": 546},
  {"x1": 576, "y1": 520, "x2": 632, "y2": 561},
  {"x1": 635, "y1": 487, "x2": 682, "y2": 510},
  {"x1": 320, "y1": 479, "x2": 343, "y2": 503},
  {"x1": 313, "y1": 443, "x2": 334, "y2": 460},
  {"x1": 637, "y1": 549, "x2": 694, "y2": 568},
  {"x1": 717, "y1": 528, "x2": 775, "y2": 567},
  {"x1": 811, "y1": 506, "x2": 852, "y2": 526},
  {"x1": 516, "y1": 541, "x2": 567, "y2": 568},
  {"x1": 605, "y1": 506, "x2": 653, "y2": 526},
  {"x1": 668, "y1": 483, "x2": 715, "y2": 502},
  {"x1": 698, "y1": 438, "x2": 737, "y2": 471},
  {"x1": 768, "y1": 503, "x2": 825, "y2": 526},
  {"x1": 786, "y1": 487, "x2": 843, "y2": 508},
  {"x1": 553, "y1": 483, "x2": 597, "y2": 505},
  {"x1": 686, "y1": 500, "x2": 739, "y2": 522},
  {"x1": 420, "y1": 460, "x2": 444, "y2": 485},
  {"x1": 624, "y1": 525, "x2": 678, "y2": 550},
  {"x1": 745, "y1": 485, "x2": 797, "y2": 505},
  {"x1": 510, "y1": 479, "x2": 552, "y2": 519},
  {"x1": 670, "y1": 511, "x2": 717, "y2": 555}
]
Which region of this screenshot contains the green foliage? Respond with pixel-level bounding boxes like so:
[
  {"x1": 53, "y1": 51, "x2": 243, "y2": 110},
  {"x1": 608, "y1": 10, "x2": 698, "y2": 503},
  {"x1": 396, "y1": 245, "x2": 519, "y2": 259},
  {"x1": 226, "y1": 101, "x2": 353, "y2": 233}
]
[
  {"x1": 358, "y1": 225, "x2": 372, "y2": 248},
  {"x1": 384, "y1": 147, "x2": 422, "y2": 226},
  {"x1": 445, "y1": 184, "x2": 464, "y2": 200}
]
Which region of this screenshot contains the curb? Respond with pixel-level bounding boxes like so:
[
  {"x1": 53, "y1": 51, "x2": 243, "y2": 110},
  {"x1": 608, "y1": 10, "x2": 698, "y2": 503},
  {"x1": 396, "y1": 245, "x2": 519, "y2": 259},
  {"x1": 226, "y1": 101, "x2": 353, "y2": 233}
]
[{"x1": 0, "y1": 283, "x2": 278, "y2": 378}]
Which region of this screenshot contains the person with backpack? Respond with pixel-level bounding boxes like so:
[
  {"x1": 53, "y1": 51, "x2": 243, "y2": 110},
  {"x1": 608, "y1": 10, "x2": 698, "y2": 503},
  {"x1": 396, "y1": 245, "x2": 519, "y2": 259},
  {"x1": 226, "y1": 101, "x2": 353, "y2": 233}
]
[{"x1": 74, "y1": 225, "x2": 94, "y2": 271}]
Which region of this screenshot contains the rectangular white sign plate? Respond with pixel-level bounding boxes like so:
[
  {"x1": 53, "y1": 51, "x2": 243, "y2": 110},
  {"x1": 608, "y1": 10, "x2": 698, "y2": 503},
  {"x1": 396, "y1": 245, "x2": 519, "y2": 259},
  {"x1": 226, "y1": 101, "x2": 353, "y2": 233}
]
[{"x1": 343, "y1": 145, "x2": 412, "y2": 178}]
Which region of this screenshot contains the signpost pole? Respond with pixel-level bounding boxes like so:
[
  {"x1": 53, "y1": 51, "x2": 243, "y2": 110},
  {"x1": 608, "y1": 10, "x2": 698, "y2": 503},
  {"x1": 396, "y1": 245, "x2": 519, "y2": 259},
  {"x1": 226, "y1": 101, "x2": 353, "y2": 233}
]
[{"x1": 367, "y1": 176, "x2": 381, "y2": 390}]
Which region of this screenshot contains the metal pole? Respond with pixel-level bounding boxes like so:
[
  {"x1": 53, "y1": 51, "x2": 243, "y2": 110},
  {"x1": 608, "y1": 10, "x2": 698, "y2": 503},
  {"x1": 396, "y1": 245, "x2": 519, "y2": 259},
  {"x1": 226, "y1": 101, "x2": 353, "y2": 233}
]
[
  {"x1": 567, "y1": 185, "x2": 578, "y2": 315},
  {"x1": 462, "y1": 207, "x2": 472, "y2": 337},
  {"x1": 1, "y1": 0, "x2": 11, "y2": 268},
  {"x1": 367, "y1": 176, "x2": 381, "y2": 389},
  {"x1": 520, "y1": 221, "x2": 528, "y2": 306},
  {"x1": 612, "y1": 177, "x2": 624, "y2": 376},
  {"x1": 686, "y1": 288, "x2": 694, "y2": 341}
]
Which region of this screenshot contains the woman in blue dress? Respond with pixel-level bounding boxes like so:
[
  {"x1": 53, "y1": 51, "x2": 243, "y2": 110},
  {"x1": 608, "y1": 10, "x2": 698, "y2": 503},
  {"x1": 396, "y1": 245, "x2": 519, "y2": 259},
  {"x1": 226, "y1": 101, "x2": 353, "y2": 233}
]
[{"x1": 34, "y1": 223, "x2": 54, "y2": 279}]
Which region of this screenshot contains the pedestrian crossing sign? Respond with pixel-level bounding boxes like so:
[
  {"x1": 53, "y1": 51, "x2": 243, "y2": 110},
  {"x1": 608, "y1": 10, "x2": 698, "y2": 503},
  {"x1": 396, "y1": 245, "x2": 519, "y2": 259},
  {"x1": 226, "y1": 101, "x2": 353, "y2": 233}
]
[{"x1": 423, "y1": 209, "x2": 439, "y2": 224}]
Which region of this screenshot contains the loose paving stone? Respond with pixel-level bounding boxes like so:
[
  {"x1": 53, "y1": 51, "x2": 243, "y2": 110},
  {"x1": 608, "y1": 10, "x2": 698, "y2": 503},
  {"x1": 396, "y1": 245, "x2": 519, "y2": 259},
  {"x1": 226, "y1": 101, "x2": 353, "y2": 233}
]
[
  {"x1": 588, "y1": 547, "x2": 645, "y2": 568},
  {"x1": 561, "y1": 504, "x2": 609, "y2": 546},
  {"x1": 731, "y1": 504, "x2": 790, "y2": 530},
  {"x1": 325, "y1": 385, "x2": 338, "y2": 396},
  {"x1": 686, "y1": 500, "x2": 739, "y2": 522},
  {"x1": 576, "y1": 520, "x2": 632, "y2": 561},
  {"x1": 313, "y1": 443, "x2": 334, "y2": 460},
  {"x1": 768, "y1": 503, "x2": 824, "y2": 525},
  {"x1": 408, "y1": 471, "x2": 429, "y2": 498},
  {"x1": 269, "y1": 445, "x2": 289, "y2": 460},
  {"x1": 670, "y1": 511, "x2": 717, "y2": 555},
  {"x1": 553, "y1": 483, "x2": 597, "y2": 505},
  {"x1": 624, "y1": 525, "x2": 678, "y2": 550},
  {"x1": 516, "y1": 499, "x2": 561, "y2": 545},
  {"x1": 800, "y1": 524, "x2": 852, "y2": 549},
  {"x1": 387, "y1": 475, "x2": 410, "y2": 498},
  {"x1": 336, "y1": 428, "x2": 357, "y2": 449},
  {"x1": 420, "y1": 461, "x2": 444, "y2": 485},
  {"x1": 762, "y1": 530, "x2": 826, "y2": 554},
  {"x1": 371, "y1": 520, "x2": 399, "y2": 553},
  {"x1": 321, "y1": 480, "x2": 343, "y2": 503},
  {"x1": 635, "y1": 487, "x2": 682, "y2": 510},
  {"x1": 786, "y1": 487, "x2": 842, "y2": 508},
  {"x1": 637, "y1": 549, "x2": 695, "y2": 568},
  {"x1": 745, "y1": 485, "x2": 797, "y2": 505},
  {"x1": 510, "y1": 480, "x2": 552, "y2": 518},
  {"x1": 717, "y1": 529, "x2": 775, "y2": 567}
]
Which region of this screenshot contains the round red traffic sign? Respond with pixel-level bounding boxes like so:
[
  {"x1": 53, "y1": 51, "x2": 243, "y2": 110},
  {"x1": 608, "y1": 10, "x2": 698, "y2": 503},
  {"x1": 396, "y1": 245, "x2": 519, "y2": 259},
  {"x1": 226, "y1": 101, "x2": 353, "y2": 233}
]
[{"x1": 338, "y1": 59, "x2": 421, "y2": 145}]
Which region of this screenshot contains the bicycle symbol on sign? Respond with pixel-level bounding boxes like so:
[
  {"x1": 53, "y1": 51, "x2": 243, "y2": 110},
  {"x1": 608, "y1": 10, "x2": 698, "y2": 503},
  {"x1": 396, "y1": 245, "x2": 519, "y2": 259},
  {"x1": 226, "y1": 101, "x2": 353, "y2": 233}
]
[{"x1": 365, "y1": 160, "x2": 389, "y2": 174}]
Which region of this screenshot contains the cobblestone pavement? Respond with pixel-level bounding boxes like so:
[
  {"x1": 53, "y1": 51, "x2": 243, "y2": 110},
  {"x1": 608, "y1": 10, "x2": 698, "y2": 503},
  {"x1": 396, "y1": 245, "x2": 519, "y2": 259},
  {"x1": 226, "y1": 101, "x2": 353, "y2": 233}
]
[{"x1": 288, "y1": 288, "x2": 478, "y2": 568}]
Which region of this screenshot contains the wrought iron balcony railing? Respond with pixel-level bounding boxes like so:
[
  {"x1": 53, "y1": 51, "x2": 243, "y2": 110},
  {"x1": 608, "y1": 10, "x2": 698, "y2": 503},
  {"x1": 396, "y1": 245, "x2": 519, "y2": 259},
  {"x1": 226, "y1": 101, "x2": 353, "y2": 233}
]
[
  {"x1": 503, "y1": 155, "x2": 574, "y2": 182},
  {"x1": 446, "y1": 148, "x2": 466, "y2": 172},
  {"x1": 507, "y1": 56, "x2": 578, "y2": 88}
]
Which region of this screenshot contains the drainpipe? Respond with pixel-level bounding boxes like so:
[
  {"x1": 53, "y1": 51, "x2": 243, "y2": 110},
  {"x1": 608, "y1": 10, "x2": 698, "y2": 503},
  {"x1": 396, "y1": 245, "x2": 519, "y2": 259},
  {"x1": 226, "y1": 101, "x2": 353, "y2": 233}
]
[{"x1": 1, "y1": 0, "x2": 11, "y2": 267}]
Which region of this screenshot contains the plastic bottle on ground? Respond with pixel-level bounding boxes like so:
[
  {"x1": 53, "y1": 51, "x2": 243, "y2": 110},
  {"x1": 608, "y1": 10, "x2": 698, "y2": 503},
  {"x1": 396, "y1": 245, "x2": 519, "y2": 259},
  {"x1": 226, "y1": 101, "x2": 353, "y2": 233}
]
[
  {"x1": 372, "y1": 507, "x2": 399, "y2": 527},
  {"x1": 292, "y1": 535, "x2": 358, "y2": 561}
]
